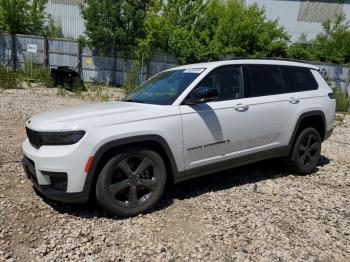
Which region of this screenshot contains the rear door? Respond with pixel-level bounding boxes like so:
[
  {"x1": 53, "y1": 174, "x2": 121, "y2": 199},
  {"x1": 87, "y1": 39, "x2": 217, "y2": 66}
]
[
  {"x1": 180, "y1": 65, "x2": 254, "y2": 170},
  {"x1": 246, "y1": 64, "x2": 301, "y2": 152}
]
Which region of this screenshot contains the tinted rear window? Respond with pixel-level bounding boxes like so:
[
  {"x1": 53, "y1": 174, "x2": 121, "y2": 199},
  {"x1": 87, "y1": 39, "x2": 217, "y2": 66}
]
[
  {"x1": 286, "y1": 67, "x2": 318, "y2": 92},
  {"x1": 247, "y1": 65, "x2": 286, "y2": 96}
]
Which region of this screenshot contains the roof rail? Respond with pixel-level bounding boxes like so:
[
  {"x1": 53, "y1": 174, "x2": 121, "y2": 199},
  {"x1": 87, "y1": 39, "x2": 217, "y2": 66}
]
[{"x1": 221, "y1": 57, "x2": 312, "y2": 65}]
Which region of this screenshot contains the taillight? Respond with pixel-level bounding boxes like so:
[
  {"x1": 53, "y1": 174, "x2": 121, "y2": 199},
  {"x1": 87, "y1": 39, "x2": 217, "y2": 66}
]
[{"x1": 328, "y1": 92, "x2": 335, "y2": 99}]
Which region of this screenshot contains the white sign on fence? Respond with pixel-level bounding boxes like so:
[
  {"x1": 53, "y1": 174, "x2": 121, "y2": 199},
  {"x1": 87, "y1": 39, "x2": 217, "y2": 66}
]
[{"x1": 27, "y1": 44, "x2": 38, "y2": 53}]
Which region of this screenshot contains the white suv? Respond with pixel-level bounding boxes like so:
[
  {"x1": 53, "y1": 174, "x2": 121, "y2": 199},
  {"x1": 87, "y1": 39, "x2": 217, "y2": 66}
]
[{"x1": 22, "y1": 59, "x2": 335, "y2": 216}]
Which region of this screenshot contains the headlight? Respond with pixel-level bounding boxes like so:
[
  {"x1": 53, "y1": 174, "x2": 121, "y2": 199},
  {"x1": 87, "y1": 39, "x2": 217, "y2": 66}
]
[{"x1": 26, "y1": 128, "x2": 85, "y2": 148}]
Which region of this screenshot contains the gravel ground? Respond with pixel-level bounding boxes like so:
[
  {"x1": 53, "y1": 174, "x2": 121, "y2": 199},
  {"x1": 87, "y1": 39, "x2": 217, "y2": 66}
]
[{"x1": 0, "y1": 88, "x2": 349, "y2": 262}]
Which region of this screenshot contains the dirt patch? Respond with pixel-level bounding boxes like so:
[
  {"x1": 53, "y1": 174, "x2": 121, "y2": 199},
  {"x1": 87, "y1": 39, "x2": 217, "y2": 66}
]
[{"x1": 0, "y1": 88, "x2": 349, "y2": 261}]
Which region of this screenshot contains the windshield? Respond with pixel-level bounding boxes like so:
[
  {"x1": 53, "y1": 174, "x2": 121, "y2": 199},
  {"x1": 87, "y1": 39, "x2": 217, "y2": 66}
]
[{"x1": 123, "y1": 69, "x2": 205, "y2": 105}]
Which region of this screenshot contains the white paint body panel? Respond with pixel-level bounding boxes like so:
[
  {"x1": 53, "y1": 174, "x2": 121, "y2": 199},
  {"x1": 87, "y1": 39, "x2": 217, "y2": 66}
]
[{"x1": 180, "y1": 99, "x2": 253, "y2": 169}]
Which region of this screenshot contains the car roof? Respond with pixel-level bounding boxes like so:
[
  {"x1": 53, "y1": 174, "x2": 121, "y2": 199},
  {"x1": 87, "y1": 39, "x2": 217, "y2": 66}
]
[{"x1": 168, "y1": 59, "x2": 319, "y2": 71}]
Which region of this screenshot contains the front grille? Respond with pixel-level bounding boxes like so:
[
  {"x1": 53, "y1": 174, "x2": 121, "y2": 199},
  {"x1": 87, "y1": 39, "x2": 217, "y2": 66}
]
[
  {"x1": 26, "y1": 128, "x2": 40, "y2": 149},
  {"x1": 50, "y1": 176, "x2": 68, "y2": 191},
  {"x1": 41, "y1": 171, "x2": 68, "y2": 192}
]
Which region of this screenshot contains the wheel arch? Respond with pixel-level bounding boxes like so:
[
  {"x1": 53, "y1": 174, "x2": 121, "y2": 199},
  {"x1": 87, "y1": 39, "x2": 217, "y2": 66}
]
[
  {"x1": 83, "y1": 135, "x2": 179, "y2": 200},
  {"x1": 289, "y1": 110, "x2": 327, "y2": 148}
]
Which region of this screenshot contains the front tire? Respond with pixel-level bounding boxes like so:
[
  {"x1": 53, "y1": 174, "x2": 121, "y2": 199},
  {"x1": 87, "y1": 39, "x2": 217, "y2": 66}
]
[
  {"x1": 288, "y1": 127, "x2": 321, "y2": 174},
  {"x1": 96, "y1": 148, "x2": 167, "y2": 217}
]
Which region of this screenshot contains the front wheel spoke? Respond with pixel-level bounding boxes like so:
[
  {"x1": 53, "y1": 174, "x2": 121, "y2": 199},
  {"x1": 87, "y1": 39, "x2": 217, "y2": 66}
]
[
  {"x1": 118, "y1": 158, "x2": 132, "y2": 176},
  {"x1": 299, "y1": 144, "x2": 307, "y2": 152},
  {"x1": 135, "y1": 158, "x2": 152, "y2": 174},
  {"x1": 109, "y1": 179, "x2": 129, "y2": 194},
  {"x1": 127, "y1": 186, "x2": 138, "y2": 206},
  {"x1": 139, "y1": 178, "x2": 157, "y2": 190},
  {"x1": 307, "y1": 152, "x2": 314, "y2": 164},
  {"x1": 306, "y1": 135, "x2": 313, "y2": 147},
  {"x1": 300, "y1": 153, "x2": 307, "y2": 165}
]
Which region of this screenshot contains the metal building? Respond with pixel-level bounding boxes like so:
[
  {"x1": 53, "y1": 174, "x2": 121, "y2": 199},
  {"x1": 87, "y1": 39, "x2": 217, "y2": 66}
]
[
  {"x1": 45, "y1": 0, "x2": 86, "y2": 38},
  {"x1": 45, "y1": 0, "x2": 350, "y2": 42},
  {"x1": 246, "y1": 0, "x2": 350, "y2": 42}
]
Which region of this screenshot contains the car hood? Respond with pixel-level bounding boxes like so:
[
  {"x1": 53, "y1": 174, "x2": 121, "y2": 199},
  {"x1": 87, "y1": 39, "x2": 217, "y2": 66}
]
[{"x1": 26, "y1": 101, "x2": 178, "y2": 131}]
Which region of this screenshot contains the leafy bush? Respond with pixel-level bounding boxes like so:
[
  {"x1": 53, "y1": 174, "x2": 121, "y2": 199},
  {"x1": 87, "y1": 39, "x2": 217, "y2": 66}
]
[
  {"x1": 0, "y1": 0, "x2": 47, "y2": 35},
  {"x1": 122, "y1": 62, "x2": 141, "y2": 94},
  {"x1": 45, "y1": 17, "x2": 64, "y2": 38},
  {"x1": 288, "y1": 15, "x2": 350, "y2": 64},
  {"x1": 20, "y1": 60, "x2": 53, "y2": 88},
  {"x1": 0, "y1": 64, "x2": 21, "y2": 90},
  {"x1": 138, "y1": 0, "x2": 289, "y2": 64},
  {"x1": 334, "y1": 90, "x2": 350, "y2": 112},
  {"x1": 70, "y1": 78, "x2": 84, "y2": 95}
]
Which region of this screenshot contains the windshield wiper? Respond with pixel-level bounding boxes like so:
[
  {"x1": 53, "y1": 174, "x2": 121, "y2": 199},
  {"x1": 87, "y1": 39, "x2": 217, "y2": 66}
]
[{"x1": 123, "y1": 99, "x2": 145, "y2": 103}]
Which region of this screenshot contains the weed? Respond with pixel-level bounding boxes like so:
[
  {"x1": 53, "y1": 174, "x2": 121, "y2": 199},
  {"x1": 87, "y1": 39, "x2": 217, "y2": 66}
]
[
  {"x1": 57, "y1": 86, "x2": 66, "y2": 96},
  {"x1": 0, "y1": 64, "x2": 21, "y2": 90},
  {"x1": 20, "y1": 60, "x2": 54, "y2": 88},
  {"x1": 122, "y1": 62, "x2": 141, "y2": 94},
  {"x1": 334, "y1": 89, "x2": 350, "y2": 112}
]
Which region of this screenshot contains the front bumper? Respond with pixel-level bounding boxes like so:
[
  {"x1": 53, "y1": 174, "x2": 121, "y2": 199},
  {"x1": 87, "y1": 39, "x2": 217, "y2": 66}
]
[{"x1": 22, "y1": 156, "x2": 89, "y2": 203}]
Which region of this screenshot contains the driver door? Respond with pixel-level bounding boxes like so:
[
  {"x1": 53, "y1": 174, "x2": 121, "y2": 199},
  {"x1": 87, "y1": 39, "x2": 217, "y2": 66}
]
[{"x1": 179, "y1": 65, "x2": 253, "y2": 170}]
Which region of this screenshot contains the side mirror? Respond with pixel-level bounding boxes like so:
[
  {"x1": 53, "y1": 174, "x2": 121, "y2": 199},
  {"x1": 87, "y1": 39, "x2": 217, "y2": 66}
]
[{"x1": 184, "y1": 87, "x2": 218, "y2": 105}]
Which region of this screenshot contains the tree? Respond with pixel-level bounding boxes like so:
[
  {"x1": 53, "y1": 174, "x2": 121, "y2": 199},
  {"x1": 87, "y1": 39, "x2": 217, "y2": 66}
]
[
  {"x1": 0, "y1": 0, "x2": 48, "y2": 70},
  {"x1": 46, "y1": 17, "x2": 64, "y2": 38},
  {"x1": 136, "y1": 0, "x2": 167, "y2": 62},
  {"x1": 311, "y1": 15, "x2": 350, "y2": 64},
  {"x1": 0, "y1": 0, "x2": 47, "y2": 35},
  {"x1": 288, "y1": 15, "x2": 350, "y2": 64},
  {"x1": 211, "y1": 0, "x2": 289, "y2": 59},
  {"x1": 287, "y1": 34, "x2": 313, "y2": 61},
  {"x1": 81, "y1": 0, "x2": 151, "y2": 84},
  {"x1": 139, "y1": 0, "x2": 221, "y2": 64},
  {"x1": 138, "y1": 0, "x2": 289, "y2": 64},
  {"x1": 81, "y1": 0, "x2": 150, "y2": 55},
  {"x1": 163, "y1": 0, "x2": 210, "y2": 63}
]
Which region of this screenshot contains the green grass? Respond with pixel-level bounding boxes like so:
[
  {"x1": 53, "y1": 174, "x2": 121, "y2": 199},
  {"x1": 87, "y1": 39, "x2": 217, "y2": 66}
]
[
  {"x1": 19, "y1": 60, "x2": 53, "y2": 88},
  {"x1": 0, "y1": 64, "x2": 21, "y2": 90},
  {"x1": 334, "y1": 90, "x2": 350, "y2": 112}
]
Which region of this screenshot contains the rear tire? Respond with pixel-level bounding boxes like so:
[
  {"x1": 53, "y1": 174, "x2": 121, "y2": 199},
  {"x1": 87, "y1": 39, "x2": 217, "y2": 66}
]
[
  {"x1": 96, "y1": 148, "x2": 167, "y2": 217},
  {"x1": 288, "y1": 127, "x2": 321, "y2": 174}
]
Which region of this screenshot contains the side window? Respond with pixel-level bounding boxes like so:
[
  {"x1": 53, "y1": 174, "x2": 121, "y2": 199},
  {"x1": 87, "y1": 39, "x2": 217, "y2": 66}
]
[
  {"x1": 195, "y1": 66, "x2": 244, "y2": 101},
  {"x1": 247, "y1": 65, "x2": 286, "y2": 96},
  {"x1": 286, "y1": 67, "x2": 318, "y2": 92},
  {"x1": 281, "y1": 67, "x2": 294, "y2": 93}
]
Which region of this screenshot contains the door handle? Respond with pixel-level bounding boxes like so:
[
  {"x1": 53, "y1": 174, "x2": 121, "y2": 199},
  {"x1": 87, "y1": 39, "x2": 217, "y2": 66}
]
[
  {"x1": 234, "y1": 103, "x2": 249, "y2": 111},
  {"x1": 289, "y1": 97, "x2": 300, "y2": 104}
]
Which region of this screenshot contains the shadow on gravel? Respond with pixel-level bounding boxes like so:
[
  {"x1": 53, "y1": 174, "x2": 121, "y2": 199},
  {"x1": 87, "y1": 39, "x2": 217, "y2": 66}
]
[{"x1": 36, "y1": 155, "x2": 331, "y2": 219}]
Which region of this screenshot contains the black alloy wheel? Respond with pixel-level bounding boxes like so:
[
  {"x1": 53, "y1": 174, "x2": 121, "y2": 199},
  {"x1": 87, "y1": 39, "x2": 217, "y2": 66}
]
[
  {"x1": 289, "y1": 127, "x2": 321, "y2": 174},
  {"x1": 96, "y1": 148, "x2": 167, "y2": 217},
  {"x1": 298, "y1": 133, "x2": 320, "y2": 169}
]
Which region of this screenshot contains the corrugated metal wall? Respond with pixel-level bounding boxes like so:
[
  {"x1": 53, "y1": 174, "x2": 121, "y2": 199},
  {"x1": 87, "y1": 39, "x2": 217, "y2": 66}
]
[
  {"x1": 0, "y1": 34, "x2": 179, "y2": 86},
  {"x1": 298, "y1": 0, "x2": 344, "y2": 23},
  {"x1": 81, "y1": 48, "x2": 178, "y2": 85},
  {"x1": 16, "y1": 35, "x2": 46, "y2": 69},
  {"x1": 245, "y1": 0, "x2": 350, "y2": 42},
  {"x1": 312, "y1": 61, "x2": 349, "y2": 92},
  {"x1": 45, "y1": 1, "x2": 350, "y2": 42},
  {"x1": 49, "y1": 38, "x2": 79, "y2": 68},
  {"x1": 45, "y1": 0, "x2": 85, "y2": 38},
  {"x1": 0, "y1": 33, "x2": 12, "y2": 67}
]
